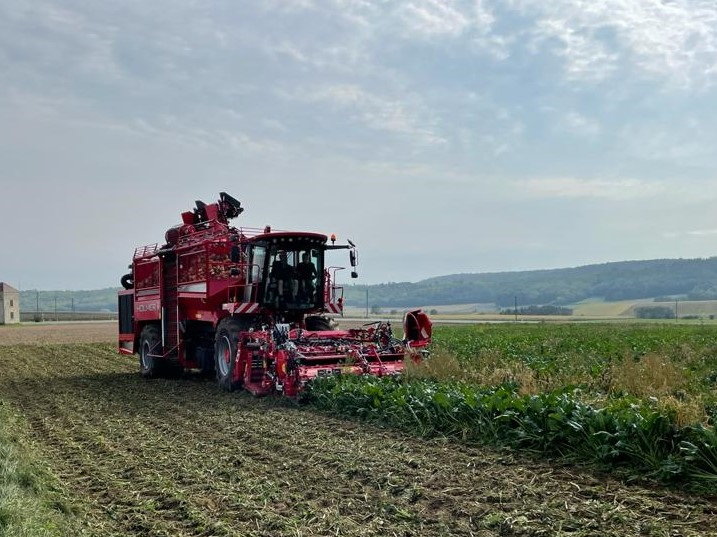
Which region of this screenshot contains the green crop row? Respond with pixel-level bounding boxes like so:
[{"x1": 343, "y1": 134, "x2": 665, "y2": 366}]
[
  {"x1": 425, "y1": 324, "x2": 717, "y2": 425},
  {"x1": 304, "y1": 375, "x2": 717, "y2": 491},
  {"x1": 0, "y1": 401, "x2": 76, "y2": 537},
  {"x1": 431, "y1": 324, "x2": 717, "y2": 388}
]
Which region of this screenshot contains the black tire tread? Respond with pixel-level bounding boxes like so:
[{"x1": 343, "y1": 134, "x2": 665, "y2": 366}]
[
  {"x1": 121, "y1": 273, "x2": 134, "y2": 290},
  {"x1": 139, "y1": 324, "x2": 162, "y2": 378},
  {"x1": 305, "y1": 316, "x2": 333, "y2": 331},
  {"x1": 214, "y1": 317, "x2": 253, "y2": 392}
]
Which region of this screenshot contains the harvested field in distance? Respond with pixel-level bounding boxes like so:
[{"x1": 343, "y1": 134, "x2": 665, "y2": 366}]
[
  {"x1": 0, "y1": 320, "x2": 372, "y2": 346},
  {"x1": 0, "y1": 342, "x2": 716, "y2": 536},
  {"x1": 0, "y1": 321, "x2": 116, "y2": 345}
]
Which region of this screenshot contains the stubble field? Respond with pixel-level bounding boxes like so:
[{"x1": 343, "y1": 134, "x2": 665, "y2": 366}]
[{"x1": 0, "y1": 324, "x2": 715, "y2": 536}]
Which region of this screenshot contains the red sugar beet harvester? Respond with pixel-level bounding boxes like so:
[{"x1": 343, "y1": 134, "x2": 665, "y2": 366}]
[{"x1": 118, "y1": 193, "x2": 432, "y2": 396}]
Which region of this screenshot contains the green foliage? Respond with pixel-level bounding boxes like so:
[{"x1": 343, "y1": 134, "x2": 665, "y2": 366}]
[
  {"x1": 500, "y1": 305, "x2": 573, "y2": 315},
  {"x1": 687, "y1": 282, "x2": 717, "y2": 301},
  {"x1": 345, "y1": 257, "x2": 717, "y2": 307},
  {"x1": 0, "y1": 402, "x2": 76, "y2": 536},
  {"x1": 431, "y1": 324, "x2": 717, "y2": 399},
  {"x1": 305, "y1": 323, "x2": 717, "y2": 491},
  {"x1": 19, "y1": 288, "x2": 119, "y2": 313},
  {"x1": 635, "y1": 306, "x2": 676, "y2": 319},
  {"x1": 305, "y1": 376, "x2": 717, "y2": 490}
]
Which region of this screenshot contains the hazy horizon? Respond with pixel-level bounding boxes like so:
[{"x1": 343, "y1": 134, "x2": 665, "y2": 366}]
[{"x1": 7, "y1": 253, "x2": 717, "y2": 292}]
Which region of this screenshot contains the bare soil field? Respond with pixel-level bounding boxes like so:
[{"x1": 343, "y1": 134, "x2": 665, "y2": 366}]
[
  {"x1": 0, "y1": 320, "x2": 374, "y2": 347},
  {"x1": 0, "y1": 342, "x2": 715, "y2": 536},
  {"x1": 0, "y1": 321, "x2": 116, "y2": 345}
]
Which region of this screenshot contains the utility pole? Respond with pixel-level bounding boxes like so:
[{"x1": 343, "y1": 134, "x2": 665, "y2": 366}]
[
  {"x1": 36, "y1": 291, "x2": 39, "y2": 322},
  {"x1": 365, "y1": 289, "x2": 369, "y2": 319},
  {"x1": 514, "y1": 295, "x2": 518, "y2": 322},
  {"x1": 675, "y1": 298, "x2": 678, "y2": 322},
  {"x1": 71, "y1": 298, "x2": 75, "y2": 317},
  {"x1": 54, "y1": 296, "x2": 57, "y2": 322}
]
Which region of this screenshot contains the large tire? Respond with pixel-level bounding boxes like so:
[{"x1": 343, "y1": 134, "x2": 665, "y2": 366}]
[
  {"x1": 305, "y1": 316, "x2": 333, "y2": 331},
  {"x1": 120, "y1": 273, "x2": 134, "y2": 290},
  {"x1": 214, "y1": 317, "x2": 249, "y2": 392},
  {"x1": 139, "y1": 325, "x2": 163, "y2": 378}
]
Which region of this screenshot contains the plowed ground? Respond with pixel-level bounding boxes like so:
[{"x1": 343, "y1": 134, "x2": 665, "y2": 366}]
[
  {"x1": 0, "y1": 342, "x2": 715, "y2": 536},
  {"x1": 0, "y1": 321, "x2": 115, "y2": 345}
]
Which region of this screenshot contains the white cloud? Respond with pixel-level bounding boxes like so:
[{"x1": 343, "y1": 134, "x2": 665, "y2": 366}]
[
  {"x1": 514, "y1": 0, "x2": 717, "y2": 88},
  {"x1": 262, "y1": 0, "x2": 317, "y2": 12},
  {"x1": 561, "y1": 111, "x2": 601, "y2": 137},
  {"x1": 262, "y1": 0, "x2": 717, "y2": 88},
  {"x1": 267, "y1": 0, "x2": 717, "y2": 87},
  {"x1": 519, "y1": 177, "x2": 666, "y2": 200},
  {"x1": 618, "y1": 120, "x2": 714, "y2": 165},
  {"x1": 532, "y1": 17, "x2": 619, "y2": 81},
  {"x1": 664, "y1": 228, "x2": 717, "y2": 239},
  {"x1": 291, "y1": 84, "x2": 446, "y2": 144},
  {"x1": 1, "y1": 89, "x2": 285, "y2": 156},
  {"x1": 687, "y1": 229, "x2": 717, "y2": 237},
  {"x1": 398, "y1": 0, "x2": 473, "y2": 37}
]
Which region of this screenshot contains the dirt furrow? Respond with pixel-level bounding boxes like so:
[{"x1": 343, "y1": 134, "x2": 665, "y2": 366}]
[
  {"x1": 1, "y1": 343, "x2": 715, "y2": 536},
  {"x1": 8, "y1": 381, "x2": 230, "y2": 536}
]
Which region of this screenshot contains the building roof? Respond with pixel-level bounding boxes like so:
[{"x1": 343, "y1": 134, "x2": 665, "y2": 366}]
[{"x1": 0, "y1": 282, "x2": 19, "y2": 293}]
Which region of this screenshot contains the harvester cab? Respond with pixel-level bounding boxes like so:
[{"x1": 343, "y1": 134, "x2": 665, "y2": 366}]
[
  {"x1": 118, "y1": 192, "x2": 431, "y2": 397},
  {"x1": 252, "y1": 234, "x2": 326, "y2": 312},
  {"x1": 242, "y1": 230, "x2": 358, "y2": 316}
]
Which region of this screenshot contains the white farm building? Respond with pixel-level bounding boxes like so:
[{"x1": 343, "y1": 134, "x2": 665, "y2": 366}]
[{"x1": 0, "y1": 282, "x2": 20, "y2": 324}]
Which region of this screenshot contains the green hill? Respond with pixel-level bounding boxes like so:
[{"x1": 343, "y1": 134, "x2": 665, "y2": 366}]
[
  {"x1": 344, "y1": 257, "x2": 717, "y2": 308},
  {"x1": 20, "y1": 288, "x2": 120, "y2": 313},
  {"x1": 17, "y1": 257, "x2": 717, "y2": 312}
]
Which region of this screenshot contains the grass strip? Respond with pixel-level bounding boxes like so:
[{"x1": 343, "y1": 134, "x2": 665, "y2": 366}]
[
  {"x1": 0, "y1": 401, "x2": 76, "y2": 537},
  {"x1": 304, "y1": 375, "x2": 717, "y2": 492}
]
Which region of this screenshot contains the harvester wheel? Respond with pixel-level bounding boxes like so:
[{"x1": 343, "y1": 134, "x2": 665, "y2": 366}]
[
  {"x1": 214, "y1": 317, "x2": 246, "y2": 392},
  {"x1": 305, "y1": 316, "x2": 332, "y2": 331},
  {"x1": 139, "y1": 325, "x2": 163, "y2": 378}
]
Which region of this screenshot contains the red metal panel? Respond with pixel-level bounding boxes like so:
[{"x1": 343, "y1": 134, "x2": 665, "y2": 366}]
[{"x1": 134, "y1": 298, "x2": 161, "y2": 321}]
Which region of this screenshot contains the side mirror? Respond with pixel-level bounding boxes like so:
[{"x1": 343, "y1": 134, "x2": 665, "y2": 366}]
[
  {"x1": 349, "y1": 250, "x2": 357, "y2": 267},
  {"x1": 351, "y1": 271, "x2": 358, "y2": 279}
]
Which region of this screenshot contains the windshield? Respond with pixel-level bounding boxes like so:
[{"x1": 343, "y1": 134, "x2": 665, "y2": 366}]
[{"x1": 263, "y1": 244, "x2": 323, "y2": 310}]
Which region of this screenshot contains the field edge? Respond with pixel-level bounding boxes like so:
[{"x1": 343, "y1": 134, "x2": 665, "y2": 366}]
[{"x1": 0, "y1": 399, "x2": 78, "y2": 537}]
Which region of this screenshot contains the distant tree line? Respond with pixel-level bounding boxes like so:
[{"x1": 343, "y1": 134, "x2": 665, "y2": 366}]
[
  {"x1": 16, "y1": 257, "x2": 717, "y2": 313},
  {"x1": 634, "y1": 306, "x2": 675, "y2": 319},
  {"x1": 345, "y1": 257, "x2": 717, "y2": 308},
  {"x1": 19, "y1": 288, "x2": 119, "y2": 312},
  {"x1": 500, "y1": 305, "x2": 573, "y2": 316}
]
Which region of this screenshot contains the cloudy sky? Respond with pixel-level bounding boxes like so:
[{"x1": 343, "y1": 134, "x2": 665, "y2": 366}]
[{"x1": 2, "y1": 0, "x2": 717, "y2": 289}]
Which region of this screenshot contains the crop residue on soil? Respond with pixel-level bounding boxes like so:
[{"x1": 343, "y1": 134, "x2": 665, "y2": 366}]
[
  {"x1": 0, "y1": 343, "x2": 715, "y2": 536},
  {"x1": 0, "y1": 322, "x2": 116, "y2": 345}
]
